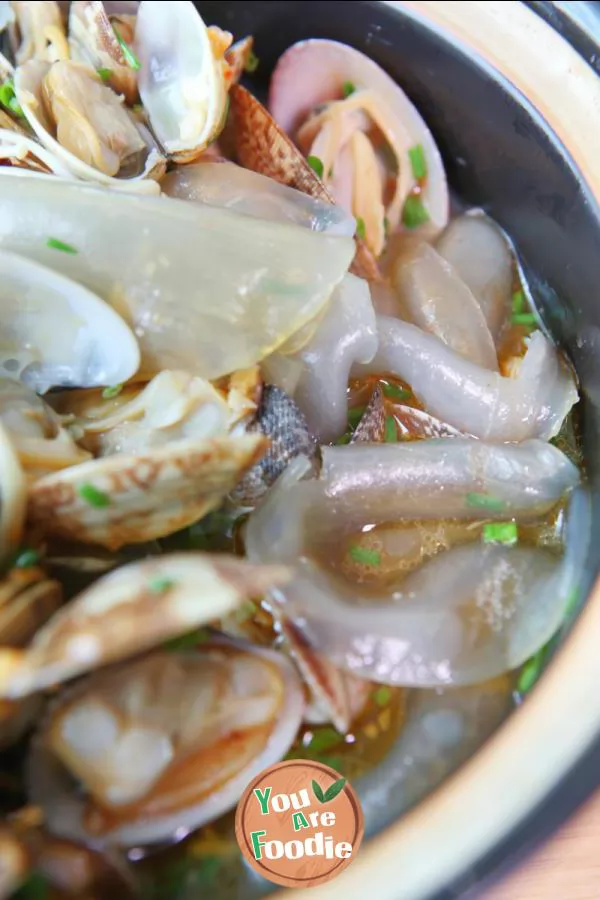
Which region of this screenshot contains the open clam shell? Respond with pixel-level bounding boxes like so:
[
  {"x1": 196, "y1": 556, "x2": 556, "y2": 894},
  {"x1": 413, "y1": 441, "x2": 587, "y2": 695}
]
[
  {"x1": 229, "y1": 83, "x2": 382, "y2": 282},
  {"x1": 0, "y1": 565, "x2": 63, "y2": 647},
  {"x1": 0, "y1": 422, "x2": 27, "y2": 566},
  {"x1": 14, "y1": 59, "x2": 165, "y2": 189},
  {"x1": 0, "y1": 250, "x2": 140, "y2": 394},
  {"x1": 0, "y1": 553, "x2": 291, "y2": 700},
  {"x1": 134, "y1": 0, "x2": 230, "y2": 162},
  {"x1": 28, "y1": 641, "x2": 304, "y2": 847},
  {"x1": 27, "y1": 433, "x2": 269, "y2": 550},
  {"x1": 0, "y1": 379, "x2": 91, "y2": 481},
  {"x1": 269, "y1": 39, "x2": 449, "y2": 235},
  {"x1": 69, "y1": 1, "x2": 139, "y2": 105}
]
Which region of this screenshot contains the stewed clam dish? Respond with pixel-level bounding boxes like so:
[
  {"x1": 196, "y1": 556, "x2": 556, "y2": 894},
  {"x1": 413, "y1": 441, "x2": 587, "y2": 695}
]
[{"x1": 0, "y1": 2, "x2": 586, "y2": 898}]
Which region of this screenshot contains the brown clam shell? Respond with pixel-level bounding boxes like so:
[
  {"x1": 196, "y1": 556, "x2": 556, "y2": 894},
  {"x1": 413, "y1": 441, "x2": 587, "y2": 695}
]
[
  {"x1": 351, "y1": 385, "x2": 387, "y2": 444},
  {"x1": 229, "y1": 84, "x2": 382, "y2": 282}
]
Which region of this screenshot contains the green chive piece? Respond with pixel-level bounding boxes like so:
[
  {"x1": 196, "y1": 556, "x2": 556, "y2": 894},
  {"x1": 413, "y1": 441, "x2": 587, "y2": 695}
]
[
  {"x1": 512, "y1": 312, "x2": 536, "y2": 326},
  {"x1": 164, "y1": 627, "x2": 210, "y2": 652},
  {"x1": 402, "y1": 194, "x2": 430, "y2": 228},
  {"x1": 511, "y1": 289, "x2": 525, "y2": 314},
  {"x1": 384, "y1": 415, "x2": 397, "y2": 443},
  {"x1": 148, "y1": 576, "x2": 176, "y2": 594},
  {"x1": 308, "y1": 727, "x2": 343, "y2": 753},
  {"x1": 335, "y1": 431, "x2": 352, "y2": 446},
  {"x1": 383, "y1": 216, "x2": 390, "y2": 237},
  {"x1": 13, "y1": 872, "x2": 49, "y2": 900},
  {"x1": 244, "y1": 49, "x2": 260, "y2": 73},
  {"x1": 0, "y1": 80, "x2": 24, "y2": 118},
  {"x1": 102, "y1": 384, "x2": 123, "y2": 399},
  {"x1": 517, "y1": 647, "x2": 546, "y2": 695},
  {"x1": 47, "y1": 237, "x2": 78, "y2": 255},
  {"x1": 355, "y1": 216, "x2": 366, "y2": 240},
  {"x1": 328, "y1": 165, "x2": 334, "y2": 178},
  {"x1": 466, "y1": 492, "x2": 505, "y2": 512},
  {"x1": 373, "y1": 686, "x2": 392, "y2": 707},
  {"x1": 307, "y1": 155, "x2": 324, "y2": 178},
  {"x1": 564, "y1": 586, "x2": 581, "y2": 617},
  {"x1": 97, "y1": 67, "x2": 113, "y2": 81},
  {"x1": 382, "y1": 383, "x2": 411, "y2": 401},
  {"x1": 342, "y1": 81, "x2": 356, "y2": 98},
  {"x1": 78, "y1": 483, "x2": 111, "y2": 508},
  {"x1": 482, "y1": 521, "x2": 518, "y2": 545},
  {"x1": 113, "y1": 24, "x2": 141, "y2": 70},
  {"x1": 348, "y1": 405, "x2": 366, "y2": 428},
  {"x1": 349, "y1": 545, "x2": 381, "y2": 567},
  {"x1": 14, "y1": 548, "x2": 40, "y2": 569},
  {"x1": 408, "y1": 143, "x2": 427, "y2": 180}
]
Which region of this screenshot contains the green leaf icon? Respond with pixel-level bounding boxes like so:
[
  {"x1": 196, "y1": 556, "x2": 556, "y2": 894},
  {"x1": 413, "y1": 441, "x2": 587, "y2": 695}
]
[
  {"x1": 312, "y1": 780, "x2": 325, "y2": 803},
  {"x1": 323, "y1": 777, "x2": 347, "y2": 803}
]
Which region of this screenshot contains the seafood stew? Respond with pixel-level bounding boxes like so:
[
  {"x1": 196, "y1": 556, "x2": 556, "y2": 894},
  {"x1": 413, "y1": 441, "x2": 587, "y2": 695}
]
[{"x1": 0, "y1": 1, "x2": 590, "y2": 898}]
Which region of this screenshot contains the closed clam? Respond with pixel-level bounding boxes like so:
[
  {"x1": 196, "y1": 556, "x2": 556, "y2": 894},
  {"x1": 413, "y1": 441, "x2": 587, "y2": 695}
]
[{"x1": 27, "y1": 433, "x2": 268, "y2": 549}]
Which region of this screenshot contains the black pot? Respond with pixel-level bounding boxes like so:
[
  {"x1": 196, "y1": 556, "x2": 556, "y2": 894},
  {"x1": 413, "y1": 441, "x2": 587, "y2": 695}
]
[{"x1": 193, "y1": 2, "x2": 600, "y2": 898}]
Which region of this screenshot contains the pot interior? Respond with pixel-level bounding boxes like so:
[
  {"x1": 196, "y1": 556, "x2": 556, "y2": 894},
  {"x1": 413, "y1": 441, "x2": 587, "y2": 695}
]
[{"x1": 192, "y1": 0, "x2": 600, "y2": 892}]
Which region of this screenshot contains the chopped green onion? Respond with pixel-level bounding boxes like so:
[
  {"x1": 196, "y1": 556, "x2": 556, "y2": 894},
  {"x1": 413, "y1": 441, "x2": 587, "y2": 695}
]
[
  {"x1": 402, "y1": 194, "x2": 430, "y2": 229},
  {"x1": 348, "y1": 405, "x2": 366, "y2": 428},
  {"x1": 308, "y1": 727, "x2": 343, "y2": 753},
  {"x1": 244, "y1": 49, "x2": 260, "y2": 73},
  {"x1": 483, "y1": 521, "x2": 518, "y2": 545},
  {"x1": 148, "y1": 576, "x2": 176, "y2": 594},
  {"x1": 47, "y1": 237, "x2": 78, "y2": 255},
  {"x1": 408, "y1": 143, "x2": 427, "y2": 181},
  {"x1": 564, "y1": 586, "x2": 581, "y2": 618},
  {"x1": 349, "y1": 545, "x2": 381, "y2": 567},
  {"x1": 113, "y1": 24, "x2": 141, "y2": 70},
  {"x1": 14, "y1": 548, "x2": 41, "y2": 569},
  {"x1": 516, "y1": 647, "x2": 546, "y2": 695},
  {"x1": 342, "y1": 81, "x2": 356, "y2": 98},
  {"x1": 384, "y1": 415, "x2": 397, "y2": 443},
  {"x1": 328, "y1": 165, "x2": 334, "y2": 178},
  {"x1": 0, "y1": 80, "x2": 24, "y2": 118},
  {"x1": 97, "y1": 67, "x2": 113, "y2": 81},
  {"x1": 164, "y1": 627, "x2": 211, "y2": 652},
  {"x1": 13, "y1": 872, "x2": 49, "y2": 900},
  {"x1": 102, "y1": 383, "x2": 123, "y2": 399},
  {"x1": 373, "y1": 686, "x2": 392, "y2": 707},
  {"x1": 511, "y1": 289, "x2": 525, "y2": 315},
  {"x1": 307, "y1": 155, "x2": 324, "y2": 178},
  {"x1": 383, "y1": 216, "x2": 390, "y2": 237},
  {"x1": 355, "y1": 216, "x2": 366, "y2": 240},
  {"x1": 465, "y1": 492, "x2": 505, "y2": 512},
  {"x1": 382, "y1": 383, "x2": 411, "y2": 401},
  {"x1": 335, "y1": 431, "x2": 352, "y2": 446},
  {"x1": 78, "y1": 483, "x2": 111, "y2": 508},
  {"x1": 512, "y1": 312, "x2": 536, "y2": 327}
]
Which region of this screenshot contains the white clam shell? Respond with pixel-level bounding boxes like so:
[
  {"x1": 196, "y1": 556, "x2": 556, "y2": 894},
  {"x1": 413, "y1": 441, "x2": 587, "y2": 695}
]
[
  {"x1": 14, "y1": 59, "x2": 165, "y2": 189},
  {"x1": 0, "y1": 250, "x2": 140, "y2": 393},
  {"x1": 135, "y1": 0, "x2": 228, "y2": 160},
  {"x1": 0, "y1": 553, "x2": 292, "y2": 700},
  {"x1": 28, "y1": 642, "x2": 305, "y2": 847}
]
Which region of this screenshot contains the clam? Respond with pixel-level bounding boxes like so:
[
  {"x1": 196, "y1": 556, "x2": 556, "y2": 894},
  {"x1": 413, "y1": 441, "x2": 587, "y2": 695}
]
[
  {"x1": 50, "y1": 370, "x2": 232, "y2": 457},
  {"x1": 0, "y1": 820, "x2": 138, "y2": 898},
  {"x1": 134, "y1": 0, "x2": 231, "y2": 162},
  {"x1": 27, "y1": 433, "x2": 268, "y2": 549},
  {"x1": 0, "y1": 564, "x2": 63, "y2": 750},
  {"x1": 68, "y1": 1, "x2": 139, "y2": 105},
  {"x1": 0, "y1": 250, "x2": 141, "y2": 394},
  {"x1": 28, "y1": 642, "x2": 304, "y2": 848},
  {"x1": 229, "y1": 83, "x2": 382, "y2": 282},
  {"x1": 0, "y1": 379, "x2": 91, "y2": 481},
  {"x1": 0, "y1": 422, "x2": 27, "y2": 566},
  {"x1": 14, "y1": 59, "x2": 166, "y2": 189},
  {"x1": 269, "y1": 39, "x2": 449, "y2": 253},
  {"x1": 0, "y1": 552, "x2": 291, "y2": 699},
  {"x1": 10, "y1": 1, "x2": 69, "y2": 65},
  {"x1": 279, "y1": 617, "x2": 369, "y2": 734}
]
